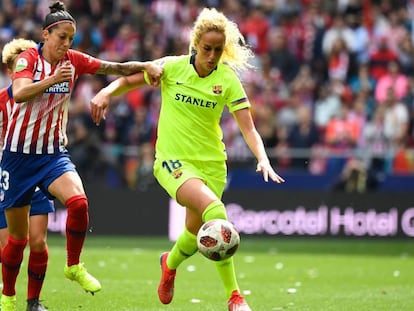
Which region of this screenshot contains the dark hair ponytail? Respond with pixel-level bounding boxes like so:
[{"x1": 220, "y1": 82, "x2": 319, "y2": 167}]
[
  {"x1": 50, "y1": 1, "x2": 66, "y2": 13},
  {"x1": 42, "y1": 1, "x2": 75, "y2": 31}
]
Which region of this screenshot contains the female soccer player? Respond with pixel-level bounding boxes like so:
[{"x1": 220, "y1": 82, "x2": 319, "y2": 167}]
[
  {"x1": 0, "y1": 2, "x2": 161, "y2": 310},
  {"x1": 90, "y1": 7, "x2": 284, "y2": 311},
  {"x1": 0, "y1": 38, "x2": 54, "y2": 311}
]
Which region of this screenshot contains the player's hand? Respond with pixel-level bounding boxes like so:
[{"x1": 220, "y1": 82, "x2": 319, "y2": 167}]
[
  {"x1": 54, "y1": 60, "x2": 72, "y2": 83},
  {"x1": 90, "y1": 90, "x2": 110, "y2": 126},
  {"x1": 256, "y1": 160, "x2": 285, "y2": 183},
  {"x1": 145, "y1": 62, "x2": 163, "y2": 87}
]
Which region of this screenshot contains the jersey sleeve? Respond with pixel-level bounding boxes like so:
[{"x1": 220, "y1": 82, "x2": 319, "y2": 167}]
[
  {"x1": 13, "y1": 48, "x2": 37, "y2": 80},
  {"x1": 67, "y1": 49, "x2": 101, "y2": 76},
  {"x1": 0, "y1": 88, "x2": 9, "y2": 114},
  {"x1": 143, "y1": 56, "x2": 179, "y2": 84},
  {"x1": 225, "y1": 70, "x2": 250, "y2": 113}
]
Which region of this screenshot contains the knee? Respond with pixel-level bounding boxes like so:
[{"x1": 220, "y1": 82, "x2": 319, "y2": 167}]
[
  {"x1": 66, "y1": 194, "x2": 88, "y2": 213},
  {"x1": 29, "y1": 236, "x2": 47, "y2": 252}
]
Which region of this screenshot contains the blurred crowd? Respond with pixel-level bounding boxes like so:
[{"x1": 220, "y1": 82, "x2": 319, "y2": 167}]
[{"x1": 1, "y1": 0, "x2": 414, "y2": 191}]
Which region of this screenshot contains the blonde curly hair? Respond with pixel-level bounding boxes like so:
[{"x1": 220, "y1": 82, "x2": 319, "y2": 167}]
[
  {"x1": 2, "y1": 38, "x2": 37, "y2": 70},
  {"x1": 189, "y1": 7, "x2": 254, "y2": 72}
]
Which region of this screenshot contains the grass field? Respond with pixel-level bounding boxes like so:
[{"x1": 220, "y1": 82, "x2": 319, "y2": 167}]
[{"x1": 8, "y1": 234, "x2": 414, "y2": 311}]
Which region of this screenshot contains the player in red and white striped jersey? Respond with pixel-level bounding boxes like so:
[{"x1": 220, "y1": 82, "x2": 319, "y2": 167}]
[
  {"x1": 0, "y1": 38, "x2": 55, "y2": 311},
  {"x1": 0, "y1": 87, "x2": 13, "y2": 153},
  {"x1": 0, "y1": 2, "x2": 162, "y2": 310}
]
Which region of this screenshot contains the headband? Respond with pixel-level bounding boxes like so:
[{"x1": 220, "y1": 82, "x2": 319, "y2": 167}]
[{"x1": 44, "y1": 19, "x2": 75, "y2": 30}]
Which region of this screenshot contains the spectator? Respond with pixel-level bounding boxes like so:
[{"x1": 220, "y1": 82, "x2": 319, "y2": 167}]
[
  {"x1": 100, "y1": 23, "x2": 140, "y2": 62},
  {"x1": 349, "y1": 62, "x2": 376, "y2": 96},
  {"x1": 348, "y1": 94, "x2": 368, "y2": 146},
  {"x1": 257, "y1": 53, "x2": 290, "y2": 106},
  {"x1": 123, "y1": 142, "x2": 156, "y2": 191},
  {"x1": 397, "y1": 31, "x2": 414, "y2": 76},
  {"x1": 360, "y1": 105, "x2": 390, "y2": 173},
  {"x1": 344, "y1": 5, "x2": 370, "y2": 64},
  {"x1": 401, "y1": 75, "x2": 414, "y2": 145},
  {"x1": 67, "y1": 117, "x2": 106, "y2": 183},
  {"x1": 275, "y1": 90, "x2": 302, "y2": 132},
  {"x1": 136, "y1": 142, "x2": 157, "y2": 191},
  {"x1": 150, "y1": 0, "x2": 183, "y2": 39},
  {"x1": 324, "y1": 103, "x2": 360, "y2": 149},
  {"x1": 240, "y1": 5, "x2": 270, "y2": 56},
  {"x1": 322, "y1": 12, "x2": 354, "y2": 56},
  {"x1": 265, "y1": 27, "x2": 300, "y2": 83},
  {"x1": 254, "y1": 102, "x2": 278, "y2": 149},
  {"x1": 368, "y1": 35, "x2": 399, "y2": 81},
  {"x1": 372, "y1": 8, "x2": 408, "y2": 55},
  {"x1": 273, "y1": 125, "x2": 291, "y2": 170},
  {"x1": 298, "y1": 1, "x2": 328, "y2": 64},
  {"x1": 331, "y1": 156, "x2": 379, "y2": 192},
  {"x1": 324, "y1": 102, "x2": 361, "y2": 174},
  {"x1": 349, "y1": 63, "x2": 376, "y2": 116},
  {"x1": 72, "y1": 15, "x2": 103, "y2": 56},
  {"x1": 126, "y1": 105, "x2": 155, "y2": 146},
  {"x1": 0, "y1": 12, "x2": 15, "y2": 44},
  {"x1": 313, "y1": 81, "x2": 342, "y2": 130},
  {"x1": 287, "y1": 105, "x2": 320, "y2": 170},
  {"x1": 279, "y1": 8, "x2": 308, "y2": 63},
  {"x1": 375, "y1": 60, "x2": 409, "y2": 104},
  {"x1": 383, "y1": 87, "x2": 410, "y2": 151},
  {"x1": 326, "y1": 37, "x2": 351, "y2": 82},
  {"x1": 392, "y1": 141, "x2": 414, "y2": 174},
  {"x1": 289, "y1": 63, "x2": 317, "y2": 108}
]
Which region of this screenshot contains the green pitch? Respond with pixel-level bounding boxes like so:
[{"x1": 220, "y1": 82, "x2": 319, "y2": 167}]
[{"x1": 11, "y1": 235, "x2": 414, "y2": 311}]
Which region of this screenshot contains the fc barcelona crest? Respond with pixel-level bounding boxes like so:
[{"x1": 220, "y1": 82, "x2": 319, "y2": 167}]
[
  {"x1": 172, "y1": 169, "x2": 183, "y2": 179},
  {"x1": 212, "y1": 85, "x2": 222, "y2": 94}
]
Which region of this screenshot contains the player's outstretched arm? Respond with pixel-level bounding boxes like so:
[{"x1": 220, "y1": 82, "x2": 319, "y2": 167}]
[
  {"x1": 90, "y1": 72, "x2": 148, "y2": 125},
  {"x1": 233, "y1": 108, "x2": 285, "y2": 183},
  {"x1": 96, "y1": 60, "x2": 162, "y2": 87}
]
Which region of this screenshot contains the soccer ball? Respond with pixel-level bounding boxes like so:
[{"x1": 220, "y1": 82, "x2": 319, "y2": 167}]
[{"x1": 197, "y1": 219, "x2": 240, "y2": 261}]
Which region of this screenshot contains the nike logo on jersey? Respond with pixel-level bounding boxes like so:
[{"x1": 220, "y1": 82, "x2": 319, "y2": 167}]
[{"x1": 176, "y1": 81, "x2": 184, "y2": 85}]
